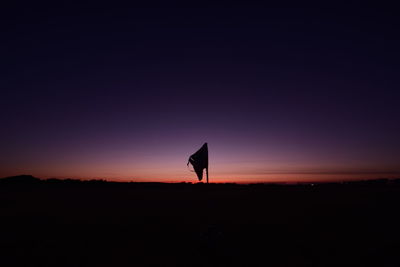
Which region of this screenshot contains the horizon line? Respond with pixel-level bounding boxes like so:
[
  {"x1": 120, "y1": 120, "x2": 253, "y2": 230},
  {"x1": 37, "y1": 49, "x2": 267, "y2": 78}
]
[{"x1": 2, "y1": 174, "x2": 400, "y2": 185}]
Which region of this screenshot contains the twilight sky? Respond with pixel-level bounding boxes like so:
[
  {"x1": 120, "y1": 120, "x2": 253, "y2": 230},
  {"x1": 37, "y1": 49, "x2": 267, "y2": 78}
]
[{"x1": 2, "y1": 3, "x2": 400, "y2": 183}]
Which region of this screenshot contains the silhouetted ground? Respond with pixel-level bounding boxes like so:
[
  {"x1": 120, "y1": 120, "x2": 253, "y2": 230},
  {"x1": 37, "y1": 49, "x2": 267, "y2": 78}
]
[{"x1": 1, "y1": 175, "x2": 400, "y2": 266}]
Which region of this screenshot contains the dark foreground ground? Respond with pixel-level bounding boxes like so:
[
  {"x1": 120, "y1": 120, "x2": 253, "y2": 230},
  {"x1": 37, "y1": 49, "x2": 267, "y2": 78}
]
[{"x1": 1, "y1": 176, "x2": 400, "y2": 267}]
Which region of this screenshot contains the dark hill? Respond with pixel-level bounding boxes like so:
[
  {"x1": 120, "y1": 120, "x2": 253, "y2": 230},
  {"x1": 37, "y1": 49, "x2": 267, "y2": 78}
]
[{"x1": 0, "y1": 174, "x2": 40, "y2": 184}]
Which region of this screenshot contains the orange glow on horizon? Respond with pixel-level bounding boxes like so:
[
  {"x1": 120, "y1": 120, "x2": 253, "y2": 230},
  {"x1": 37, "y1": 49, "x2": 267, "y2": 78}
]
[
  {"x1": 27, "y1": 171, "x2": 400, "y2": 184},
  {"x1": 2, "y1": 158, "x2": 399, "y2": 184}
]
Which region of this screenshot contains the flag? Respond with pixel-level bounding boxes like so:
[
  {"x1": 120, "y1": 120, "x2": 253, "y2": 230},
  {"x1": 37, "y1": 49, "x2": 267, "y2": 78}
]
[{"x1": 187, "y1": 143, "x2": 209, "y2": 183}]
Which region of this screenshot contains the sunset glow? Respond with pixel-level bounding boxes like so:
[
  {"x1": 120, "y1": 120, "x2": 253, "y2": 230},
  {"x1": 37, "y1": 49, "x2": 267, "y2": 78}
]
[{"x1": 2, "y1": 6, "x2": 399, "y2": 183}]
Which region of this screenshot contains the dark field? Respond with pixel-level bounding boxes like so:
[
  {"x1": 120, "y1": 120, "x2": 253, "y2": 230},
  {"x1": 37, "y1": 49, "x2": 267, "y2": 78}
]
[{"x1": 1, "y1": 176, "x2": 400, "y2": 267}]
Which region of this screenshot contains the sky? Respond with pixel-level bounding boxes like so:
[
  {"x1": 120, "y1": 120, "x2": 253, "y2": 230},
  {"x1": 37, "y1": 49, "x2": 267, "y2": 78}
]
[{"x1": 1, "y1": 3, "x2": 400, "y2": 183}]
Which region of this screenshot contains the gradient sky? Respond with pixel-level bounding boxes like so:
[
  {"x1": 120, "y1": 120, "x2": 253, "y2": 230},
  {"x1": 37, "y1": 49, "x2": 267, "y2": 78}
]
[{"x1": 2, "y1": 3, "x2": 400, "y2": 183}]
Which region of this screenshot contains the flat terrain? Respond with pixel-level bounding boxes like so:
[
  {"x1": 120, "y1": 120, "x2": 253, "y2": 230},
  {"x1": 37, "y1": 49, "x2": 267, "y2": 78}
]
[{"x1": 1, "y1": 177, "x2": 400, "y2": 266}]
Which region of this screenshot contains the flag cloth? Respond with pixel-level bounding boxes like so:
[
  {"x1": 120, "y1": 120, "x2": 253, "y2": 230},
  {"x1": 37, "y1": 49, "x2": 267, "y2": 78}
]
[{"x1": 187, "y1": 143, "x2": 209, "y2": 182}]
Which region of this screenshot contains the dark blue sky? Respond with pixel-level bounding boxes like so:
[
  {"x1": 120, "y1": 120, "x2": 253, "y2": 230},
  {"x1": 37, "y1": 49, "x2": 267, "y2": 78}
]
[{"x1": 2, "y1": 3, "x2": 399, "y2": 182}]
